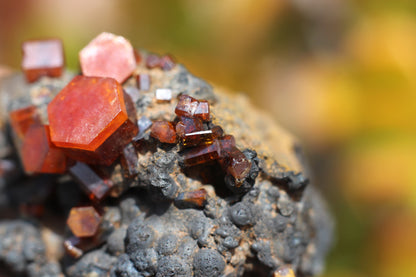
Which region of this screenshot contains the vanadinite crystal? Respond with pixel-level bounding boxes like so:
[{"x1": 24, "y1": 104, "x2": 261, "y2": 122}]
[
  {"x1": 136, "y1": 74, "x2": 151, "y2": 91},
  {"x1": 221, "y1": 147, "x2": 251, "y2": 184},
  {"x1": 79, "y1": 32, "x2": 136, "y2": 84},
  {"x1": 183, "y1": 141, "x2": 221, "y2": 167},
  {"x1": 69, "y1": 162, "x2": 114, "y2": 202},
  {"x1": 120, "y1": 143, "x2": 139, "y2": 178},
  {"x1": 175, "y1": 117, "x2": 203, "y2": 138},
  {"x1": 21, "y1": 125, "x2": 67, "y2": 174},
  {"x1": 175, "y1": 95, "x2": 210, "y2": 121},
  {"x1": 67, "y1": 206, "x2": 102, "y2": 238},
  {"x1": 48, "y1": 76, "x2": 138, "y2": 165},
  {"x1": 175, "y1": 188, "x2": 207, "y2": 208},
  {"x1": 9, "y1": 105, "x2": 41, "y2": 139},
  {"x1": 160, "y1": 55, "x2": 176, "y2": 71},
  {"x1": 21, "y1": 39, "x2": 64, "y2": 83},
  {"x1": 150, "y1": 121, "x2": 177, "y2": 144},
  {"x1": 146, "y1": 54, "x2": 161, "y2": 69}
]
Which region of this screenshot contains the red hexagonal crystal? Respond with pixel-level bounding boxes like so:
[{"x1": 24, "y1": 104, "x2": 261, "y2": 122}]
[
  {"x1": 21, "y1": 125, "x2": 67, "y2": 174},
  {"x1": 79, "y1": 32, "x2": 136, "y2": 84},
  {"x1": 48, "y1": 76, "x2": 138, "y2": 165},
  {"x1": 21, "y1": 39, "x2": 64, "y2": 83},
  {"x1": 67, "y1": 206, "x2": 102, "y2": 238}
]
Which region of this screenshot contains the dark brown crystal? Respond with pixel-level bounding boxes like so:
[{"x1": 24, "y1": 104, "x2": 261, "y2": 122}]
[
  {"x1": 183, "y1": 140, "x2": 221, "y2": 167},
  {"x1": 150, "y1": 121, "x2": 177, "y2": 144},
  {"x1": 69, "y1": 162, "x2": 114, "y2": 202},
  {"x1": 175, "y1": 117, "x2": 203, "y2": 138}
]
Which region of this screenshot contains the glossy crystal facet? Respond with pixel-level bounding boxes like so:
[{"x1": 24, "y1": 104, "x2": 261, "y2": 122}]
[
  {"x1": 21, "y1": 39, "x2": 64, "y2": 83},
  {"x1": 150, "y1": 121, "x2": 177, "y2": 144},
  {"x1": 67, "y1": 206, "x2": 102, "y2": 238},
  {"x1": 48, "y1": 76, "x2": 138, "y2": 165},
  {"x1": 21, "y1": 125, "x2": 67, "y2": 174},
  {"x1": 9, "y1": 105, "x2": 41, "y2": 139},
  {"x1": 79, "y1": 32, "x2": 136, "y2": 83}
]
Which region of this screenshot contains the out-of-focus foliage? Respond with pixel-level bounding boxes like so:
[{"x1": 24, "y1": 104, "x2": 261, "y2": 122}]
[{"x1": 1, "y1": 0, "x2": 415, "y2": 276}]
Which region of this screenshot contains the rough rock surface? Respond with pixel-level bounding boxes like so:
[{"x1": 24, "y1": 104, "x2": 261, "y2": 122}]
[{"x1": 0, "y1": 50, "x2": 333, "y2": 276}]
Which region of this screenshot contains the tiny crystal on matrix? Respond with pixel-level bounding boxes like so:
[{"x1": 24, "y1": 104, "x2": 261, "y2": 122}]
[
  {"x1": 69, "y1": 162, "x2": 114, "y2": 202},
  {"x1": 160, "y1": 54, "x2": 176, "y2": 71},
  {"x1": 21, "y1": 39, "x2": 64, "y2": 83},
  {"x1": 183, "y1": 141, "x2": 221, "y2": 167},
  {"x1": 181, "y1": 130, "x2": 218, "y2": 148},
  {"x1": 194, "y1": 100, "x2": 210, "y2": 121},
  {"x1": 155, "y1": 88, "x2": 172, "y2": 102},
  {"x1": 67, "y1": 206, "x2": 102, "y2": 238},
  {"x1": 175, "y1": 95, "x2": 199, "y2": 118},
  {"x1": 175, "y1": 117, "x2": 203, "y2": 138},
  {"x1": 48, "y1": 75, "x2": 138, "y2": 165},
  {"x1": 120, "y1": 143, "x2": 139, "y2": 178},
  {"x1": 9, "y1": 105, "x2": 41, "y2": 139},
  {"x1": 146, "y1": 54, "x2": 161, "y2": 69},
  {"x1": 175, "y1": 188, "x2": 207, "y2": 208},
  {"x1": 175, "y1": 94, "x2": 210, "y2": 121},
  {"x1": 150, "y1": 121, "x2": 177, "y2": 144},
  {"x1": 79, "y1": 32, "x2": 136, "y2": 83},
  {"x1": 221, "y1": 146, "x2": 251, "y2": 184},
  {"x1": 136, "y1": 74, "x2": 151, "y2": 91},
  {"x1": 21, "y1": 125, "x2": 67, "y2": 174}
]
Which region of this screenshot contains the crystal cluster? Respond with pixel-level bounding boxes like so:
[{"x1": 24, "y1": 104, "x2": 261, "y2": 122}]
[{"x1": 8, "y1": 32, "x2": 254, "y2": 262}]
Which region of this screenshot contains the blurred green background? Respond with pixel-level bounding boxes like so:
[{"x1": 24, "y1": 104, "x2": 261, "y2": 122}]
[{"x1": 1, "y1": 1, "x2": 416, "y2": 276}]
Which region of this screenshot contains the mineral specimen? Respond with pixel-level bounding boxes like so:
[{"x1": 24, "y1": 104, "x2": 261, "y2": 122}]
[
  {"x1": 136, "y1": 74, "x2": 151, "y2": 91},
  {"x1": 0, "y1": 33, "x2": 333, "y2": 277},
  {"x1": 21, "y1": 39, "x2": 64, "y2": 82}
]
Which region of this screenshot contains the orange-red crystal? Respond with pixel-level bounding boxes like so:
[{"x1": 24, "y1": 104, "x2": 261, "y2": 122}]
[
  {"x1": 9, "y1": 106, "x2": 41, "y2": 139},
  {"x1": 150, "y1": 121, "x2": 177, "y2": 144},
  {"x1": 79, "y1": 32, "x2": 136, "y2": 84},
  {"x1": 48, "y1": 76, "x2": 138, "y2": 165},
  {"x1": 67, "y1": 206, "x2": 102, "y2": 238},
  {"x1": 21, "y1": 125, "x2": 67, "y2": 174},
  {"x1": 21, "y1": 39, "x2": 64, "y2": 83}
]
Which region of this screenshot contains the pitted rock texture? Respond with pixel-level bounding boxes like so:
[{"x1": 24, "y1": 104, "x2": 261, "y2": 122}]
[{"x1": 0, "y1": 49, "x2": 333, "y2": 277}]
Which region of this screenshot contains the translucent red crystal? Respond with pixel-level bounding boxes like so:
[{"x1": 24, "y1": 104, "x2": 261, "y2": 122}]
[
  {"x1": 175, "y1": 95, "x2": 199, "y2": 118},
  {"x1": 150, "y1": 121, "x2": 177, "y2": 144},
  {"x1": 175, "y1": 117, "x2": 203, "y2": 138},
  {"x1": 79, "y1": 32, "x2": 136, "y2": 84},
  {"x1": 48, "y1": 76, "x2": 138, "y2": 165},
  {"x1": 221, "y1": 146, "x2": 251, "y2": 184},
  {"x1": 160, "y1": 54, "x2": 176, "y2": 71},
  {"x1": 175, "y1": 95, "x2": 210, "y2": 121},
  {"x1": 21, "y1": 125, "x2": 67, "y2": 174},
  {"x1": 69, "y1": 162, "x2": 114, "y2": 202},
  {"x1": 136, "y1": 74, "x2": 151, "y2": 91},
  {"x1": 194, "y1": 100, "x2": 210, "y2": 121},
  {"x1": 175, "y1": 188, "x2": 207, "y2": 208},
  {"x1": 21, "y1": 39, "x2": 64, "y2": 83},
  {"x1": 9, "y1": 106, "x2": 41, "y2": 139},
  {"x1": 67, "y1": 206, "x2": 102, "y2": 238},
  {"x1": 183, "y1": 140, "x2": 221, "y2": 167}
]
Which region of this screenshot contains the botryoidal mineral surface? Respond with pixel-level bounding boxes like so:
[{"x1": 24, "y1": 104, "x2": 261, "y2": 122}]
[{"x1": 0, "y1": 58, "x2": 333, "y2": 277}]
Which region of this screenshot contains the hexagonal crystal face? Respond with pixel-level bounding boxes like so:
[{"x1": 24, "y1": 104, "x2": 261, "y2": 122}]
[
  {"x1": 79, "y1": 32, "x2": 136, "y2": 83},
  {"x1": 67, "y1": 206, "x2": 101, "y2": 238},
  {"x1": 48, "y1": 76, "x2": 128, "y2": 152}
]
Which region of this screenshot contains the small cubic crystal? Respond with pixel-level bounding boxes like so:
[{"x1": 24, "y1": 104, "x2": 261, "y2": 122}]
[{"x1": 155, "y1": 88, "x2": 172, "y2": 102}]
